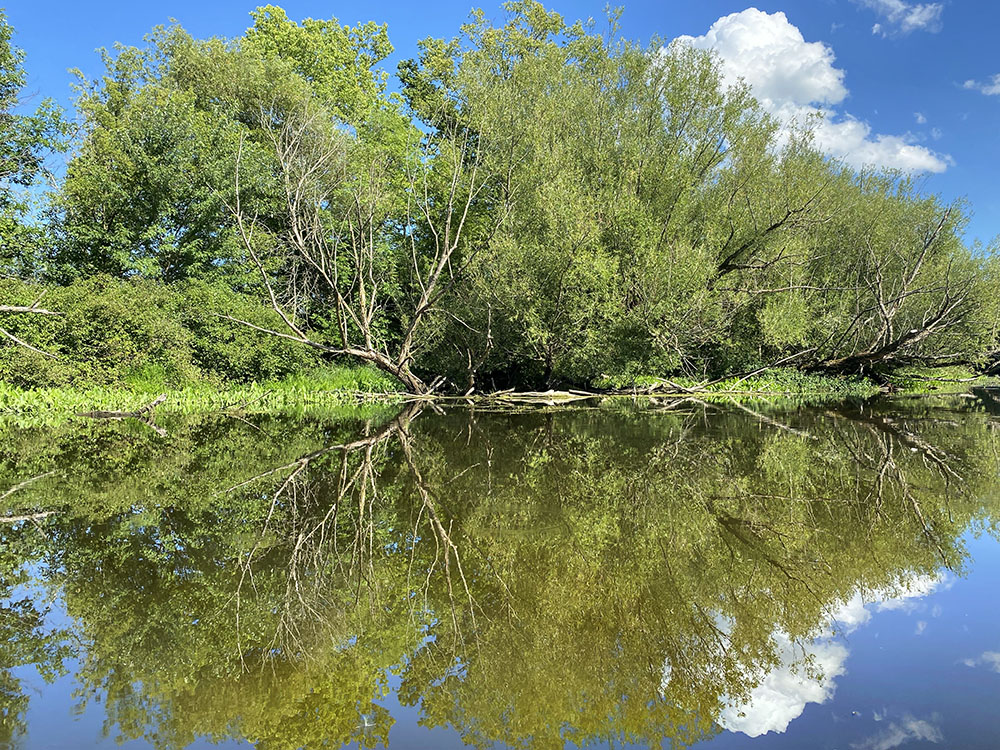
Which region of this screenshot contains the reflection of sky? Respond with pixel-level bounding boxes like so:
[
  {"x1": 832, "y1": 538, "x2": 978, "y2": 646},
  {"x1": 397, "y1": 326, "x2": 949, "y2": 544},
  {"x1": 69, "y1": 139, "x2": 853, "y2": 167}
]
[
  {"x1": 709, "y1": 574, "x2": 945, "y2": 738},
  {"x1": 10, "y1": 534, "x2": 1000, "y2": 749},
  {"x1": 699, "y1": 531, "x2": 1000, "y2": 750}
]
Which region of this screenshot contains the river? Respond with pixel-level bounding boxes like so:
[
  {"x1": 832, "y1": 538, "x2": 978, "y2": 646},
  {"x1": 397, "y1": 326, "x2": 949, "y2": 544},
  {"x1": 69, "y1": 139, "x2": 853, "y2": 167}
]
[{"x1": 2, "y1": 392, "x2": 1000, "y2": 749}]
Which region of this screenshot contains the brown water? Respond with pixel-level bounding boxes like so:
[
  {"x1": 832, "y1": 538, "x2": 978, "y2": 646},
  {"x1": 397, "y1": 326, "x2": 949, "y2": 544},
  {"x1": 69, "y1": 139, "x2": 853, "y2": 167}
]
[{"x1": 2, "y1": 392, "x2": 1000, "y2": 749}]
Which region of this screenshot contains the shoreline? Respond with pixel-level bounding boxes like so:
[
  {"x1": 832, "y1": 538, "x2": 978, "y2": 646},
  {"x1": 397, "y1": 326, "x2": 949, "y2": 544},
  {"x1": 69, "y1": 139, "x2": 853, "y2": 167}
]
[{"x1": 2, "y1": 372, "x2": 996, "y2": 427}]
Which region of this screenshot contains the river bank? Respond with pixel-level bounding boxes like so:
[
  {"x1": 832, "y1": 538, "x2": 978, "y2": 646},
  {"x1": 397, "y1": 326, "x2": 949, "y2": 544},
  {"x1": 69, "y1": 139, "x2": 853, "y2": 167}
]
[{"x1": 1, "y1": 366, "x2": 996, "y2": 427}]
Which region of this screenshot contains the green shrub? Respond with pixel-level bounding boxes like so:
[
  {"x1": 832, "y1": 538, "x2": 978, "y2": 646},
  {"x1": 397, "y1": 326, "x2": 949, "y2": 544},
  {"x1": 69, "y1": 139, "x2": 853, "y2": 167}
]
[
  {"x1": 176, "y1": 280, "x2": 322, "y2": 383},
  {"x1": 0, "y1": 277, "x2": 330, "y2": 387},
  {"x1": 0, "y1": 276, "x2": 197, "y2": 387}
]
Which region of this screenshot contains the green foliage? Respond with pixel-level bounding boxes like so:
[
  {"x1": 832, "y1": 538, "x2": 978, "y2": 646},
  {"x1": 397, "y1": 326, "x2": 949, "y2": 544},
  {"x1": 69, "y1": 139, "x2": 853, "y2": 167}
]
[
  {"x1": 2, "y1": 3, "x2": 998, "y2": 392},
  {"x1": 401, "y1": 2, "x2": 998, "y2": 388},
  {"x1": 0, "y1": 9, "x2": 67, "y2": 275},
  {"x1": 0, "y1": 276, "x2": 338, "y2": 387},
  {"x1": 593, "y1": 367, "x2": 880, "y2": 399},
  {"x1": 53, "y1": 6, "x2": 410, "y2": 287}
]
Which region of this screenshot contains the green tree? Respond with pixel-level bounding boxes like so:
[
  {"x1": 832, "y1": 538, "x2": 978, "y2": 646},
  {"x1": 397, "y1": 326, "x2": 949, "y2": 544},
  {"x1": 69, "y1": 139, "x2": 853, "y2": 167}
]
[{"x1": 0, "y1": 9, "x2": 66, "y2": 355}]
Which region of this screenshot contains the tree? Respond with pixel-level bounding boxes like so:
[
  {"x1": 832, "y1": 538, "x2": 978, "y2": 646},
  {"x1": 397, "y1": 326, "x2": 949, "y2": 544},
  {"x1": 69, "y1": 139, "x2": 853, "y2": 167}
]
[
  {"x1": 47, "y1": 3, "x2": 1000, "y2": 389},
  {"x1": 58, "y1": 8, "x2": 508, "y2": 393},
  {"x1": 398, "y1": 3, "x2": 840, "y2": 387},
  {"x1": 0, "y1": 10, "x2": 66, "y2": 355}
]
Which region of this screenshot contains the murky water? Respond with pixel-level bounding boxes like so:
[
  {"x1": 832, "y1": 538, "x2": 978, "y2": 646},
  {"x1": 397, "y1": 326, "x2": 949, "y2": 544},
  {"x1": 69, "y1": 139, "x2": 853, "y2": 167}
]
[{"x1": 3, "y1": 392, "x2": 1000, "y2": 749}]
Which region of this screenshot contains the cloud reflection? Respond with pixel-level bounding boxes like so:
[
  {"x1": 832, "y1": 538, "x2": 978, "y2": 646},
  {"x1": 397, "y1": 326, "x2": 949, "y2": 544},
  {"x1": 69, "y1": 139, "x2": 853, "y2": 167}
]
[
  {"x1": 851, "y1": 714, "x2": 944, "y2": 750},
  {"x1": 715, "y1": 574, "x2": 944, "y2": 737},
  {"x1": 962, "y1": 651, "x2": 1000, "y2": 672}
]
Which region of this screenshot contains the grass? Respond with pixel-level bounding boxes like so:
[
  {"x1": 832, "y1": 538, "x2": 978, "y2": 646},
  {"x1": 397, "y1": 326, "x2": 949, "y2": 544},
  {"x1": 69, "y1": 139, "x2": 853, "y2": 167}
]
[
  {"x1": 884, "y1": 366, "x2": 998, "y2": 394},
  {"x1": 593, "y1": 368, "x2": 882, "y2": 399},
  {"x1": 0, "y1": 365, "x2": 405, "y2": 423}
]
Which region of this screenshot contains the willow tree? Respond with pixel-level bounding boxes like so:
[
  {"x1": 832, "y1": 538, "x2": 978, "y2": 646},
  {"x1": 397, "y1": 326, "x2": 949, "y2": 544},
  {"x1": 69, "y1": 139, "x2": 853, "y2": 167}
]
[
  {"x1": 398, "y1": 2, "x2": 839, "y2": 387},
  {"x1": 52, "y1": 2, "x2": 999, "y2": 388},
  {"x1": 58, "y1": 7, "x2": 507, "y2": 393},
  {"x1": 716, "y1": 167, "x2": 996, "y2": 377}
]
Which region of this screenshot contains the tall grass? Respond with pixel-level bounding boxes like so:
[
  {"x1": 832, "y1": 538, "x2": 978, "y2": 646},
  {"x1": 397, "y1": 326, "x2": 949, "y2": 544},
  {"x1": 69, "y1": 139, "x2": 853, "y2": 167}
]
[
  {"x1": 594, "y1": 368, "x2": 882, "y2": 398},
  {"x1": 0, "y1": 365, "x2": 404, "y2": 424}
]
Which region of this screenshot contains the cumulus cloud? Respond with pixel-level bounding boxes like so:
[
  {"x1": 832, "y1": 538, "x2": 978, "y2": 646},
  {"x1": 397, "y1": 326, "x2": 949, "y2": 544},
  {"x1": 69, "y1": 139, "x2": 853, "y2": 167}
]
[
  {"x1": 674, "y1": 9, "x2": 950, "y2": 173},
  {"x1": 852, "y1": 715, "x2": 944, "y2": 750},
  {"x1": 856, "y1": 0, "x2": 944, "y2": 36},
  {"x1": 876, "y1": 573, "x2": 949, "y2": 611},
  {"x1": 914, "y1": 112, "x2": 927, "y2": 124},
  {"x1": 675, "y1": 9, "x2": 846, "y2": 109},
  {"x1": 718, "y1": 633, "x2": 848, "y2": 736},
  {"x1": 963, "y1": 74, "x2": 1000, "y2": 96}
]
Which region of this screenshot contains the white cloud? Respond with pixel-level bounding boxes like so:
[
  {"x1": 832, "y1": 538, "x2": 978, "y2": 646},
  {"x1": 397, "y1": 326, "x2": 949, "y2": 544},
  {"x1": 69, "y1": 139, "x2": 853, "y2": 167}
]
[
  {"x1": 852, "y1": 715, "x2": 944, "y2": 750},
  {"x1": 676, "y1": 9, "x2": 847, "y2": 109},
  {"x1": 876, "y1": 573, "x2": 948, "y2": 611},
  {"x1": 914, "y1": 112, "x2": 927, "y2": 124},
  {"x1": 856, "y1": 0, "x2": 944, "y2": 36},
  {"x1": 962, "y1": 651, "x2": 1000, "y2": 672},
  {"x1": 674, "y1": 9, "x2": 950, "y2": 173},
  {"x1": 963, "y1": 74, "x2": 1000, "y2": 96}
]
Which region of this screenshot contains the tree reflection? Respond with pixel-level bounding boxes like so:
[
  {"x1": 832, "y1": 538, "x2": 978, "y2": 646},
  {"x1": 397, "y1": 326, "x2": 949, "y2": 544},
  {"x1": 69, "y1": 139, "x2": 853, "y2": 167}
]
[{"x1": 1, "y1": 394, "x2": 998, "y2": 748}]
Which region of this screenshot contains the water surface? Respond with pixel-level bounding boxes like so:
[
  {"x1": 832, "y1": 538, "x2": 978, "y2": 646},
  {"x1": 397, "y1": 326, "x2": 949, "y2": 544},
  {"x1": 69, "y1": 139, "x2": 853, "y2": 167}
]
[{"x1": 2, "y1": 393, "x2": 1000, "y2": 749}]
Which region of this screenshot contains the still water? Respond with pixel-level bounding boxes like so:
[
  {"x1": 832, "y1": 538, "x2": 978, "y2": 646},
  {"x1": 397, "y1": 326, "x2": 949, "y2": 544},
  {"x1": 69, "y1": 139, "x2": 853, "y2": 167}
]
[{"x1": 3, "y1": 392, "x2": 1000, "y2": 749}]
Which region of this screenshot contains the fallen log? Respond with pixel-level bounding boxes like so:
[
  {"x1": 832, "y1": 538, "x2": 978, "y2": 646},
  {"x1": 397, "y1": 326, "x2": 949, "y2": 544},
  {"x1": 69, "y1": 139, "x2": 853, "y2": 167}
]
[
  {"x1": 75, "y1": 394, "x2": 167, "y2": 420},
  {"x1": 75, "y1": 395, "x2": 169, "y2": 436},
  {"x1": 488, "y1": 389, "x2": 599, "y2": 405}
]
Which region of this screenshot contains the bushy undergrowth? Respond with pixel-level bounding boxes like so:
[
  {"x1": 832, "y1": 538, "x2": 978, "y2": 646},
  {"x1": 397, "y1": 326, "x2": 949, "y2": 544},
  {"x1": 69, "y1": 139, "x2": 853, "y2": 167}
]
[
  {"x1": 886, "y1": 366, "x2": 996, "y2": 394},
  {"x1": 0, "y1": 276, "x2": 328, "y2": 387}
]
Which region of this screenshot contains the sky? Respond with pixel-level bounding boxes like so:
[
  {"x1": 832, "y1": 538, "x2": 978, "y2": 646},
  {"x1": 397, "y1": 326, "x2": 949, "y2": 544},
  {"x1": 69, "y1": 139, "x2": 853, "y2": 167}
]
[{"x1": 5, "y1": 0, "x2": 999, "y2": 244}]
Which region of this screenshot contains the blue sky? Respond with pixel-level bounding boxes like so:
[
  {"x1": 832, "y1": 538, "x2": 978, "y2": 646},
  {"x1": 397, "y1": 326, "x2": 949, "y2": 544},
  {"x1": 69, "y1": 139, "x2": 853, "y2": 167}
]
[{"x1": 5, "y1": 0, "x2": 999, "y2": 243}]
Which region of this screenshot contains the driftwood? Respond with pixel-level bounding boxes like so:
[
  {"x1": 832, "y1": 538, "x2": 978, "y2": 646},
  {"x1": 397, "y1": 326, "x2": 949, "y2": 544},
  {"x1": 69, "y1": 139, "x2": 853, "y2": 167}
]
[
  {"x1": 75, "y1": 394, "x2": 168, "y2": 436},
  {"x1": 625, "y1": 349, "x2": 820, "y2": 397},
  {"x1": 485, "y1": 389, "x2": 598, "y2": 406},
  {"x1": 75, "y1": 394, "x2": 167, "y2": 419}
]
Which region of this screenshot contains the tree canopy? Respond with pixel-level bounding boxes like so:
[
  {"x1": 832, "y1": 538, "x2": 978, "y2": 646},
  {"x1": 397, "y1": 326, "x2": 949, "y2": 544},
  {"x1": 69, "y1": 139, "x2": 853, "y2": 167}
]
[{"x1": 1, "y1": 2, "x2": 998, "y2": 391}]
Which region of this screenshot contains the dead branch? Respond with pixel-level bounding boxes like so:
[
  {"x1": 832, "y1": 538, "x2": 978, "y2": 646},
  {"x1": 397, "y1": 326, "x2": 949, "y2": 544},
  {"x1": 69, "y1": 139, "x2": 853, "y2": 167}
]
[{"x1": 1, "y1": 471, "x2": 57, "y2": 504}]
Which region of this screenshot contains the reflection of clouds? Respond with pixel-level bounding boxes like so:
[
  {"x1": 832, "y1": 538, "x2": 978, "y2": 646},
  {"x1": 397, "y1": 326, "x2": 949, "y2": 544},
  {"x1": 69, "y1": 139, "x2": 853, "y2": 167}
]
[
  {"x1": 660, "y1": 658, "x2": 673, "y2": 695},
  {"x1": 962, "y1": 651, "x2": 1000, "y2": 672},
  {"x1": 717, "y1": 633, "x2": 847, "y2": 736},
  {"x1": 876, "y1": 575, "x2": 950, "y2": 613},
  {"x1": 715, "y1": 574, "x2": 945, "y2": 737},
  {"x1": 851, "y1": 714, "x2": 943, "y2": 750}
]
